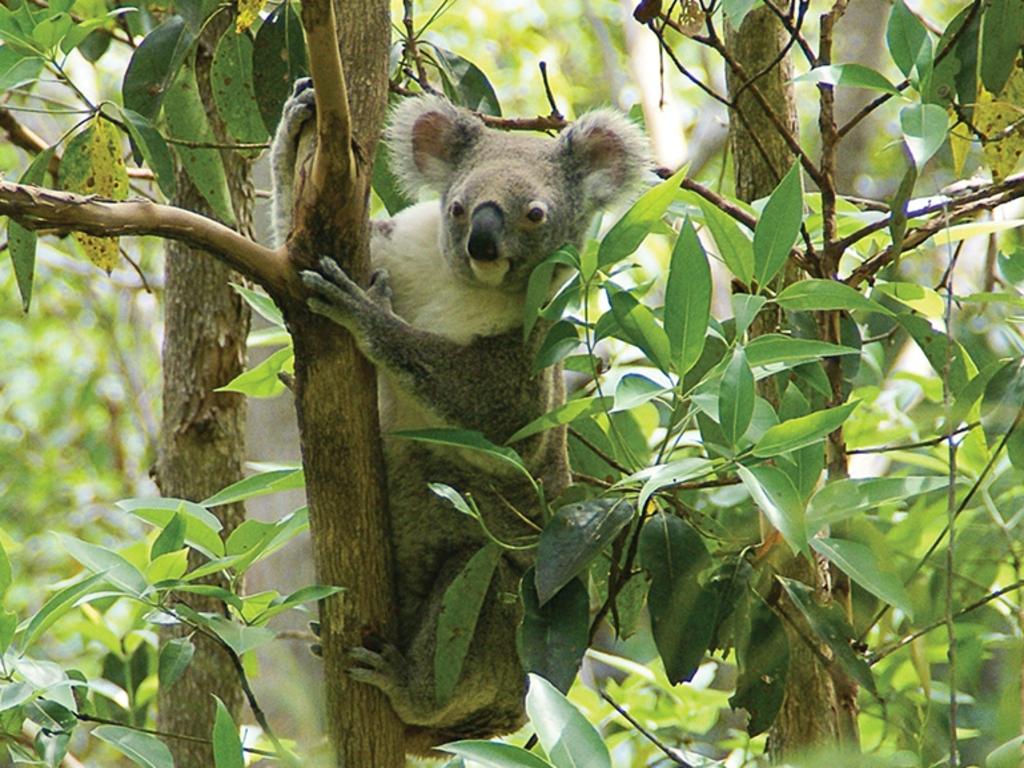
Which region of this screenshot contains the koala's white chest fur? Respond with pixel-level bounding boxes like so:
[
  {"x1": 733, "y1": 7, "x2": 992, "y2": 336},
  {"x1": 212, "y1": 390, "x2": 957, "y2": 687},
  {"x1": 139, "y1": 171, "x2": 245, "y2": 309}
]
[{"x1": 371, "y1": 202, "x2": 525, "y2": 433}]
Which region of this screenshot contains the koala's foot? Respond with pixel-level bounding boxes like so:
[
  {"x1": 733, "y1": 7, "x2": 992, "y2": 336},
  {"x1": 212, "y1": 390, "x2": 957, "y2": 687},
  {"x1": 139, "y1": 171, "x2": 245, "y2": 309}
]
[
  {"x1": 347, "y1": 642, "x2": 439, "y2": 724},
  {"x1": 301, "y1": 258, "x2": 392, "y2": 330},
  {"x1": 280, "y1": 77, "x2": 316, "y2": 141}
]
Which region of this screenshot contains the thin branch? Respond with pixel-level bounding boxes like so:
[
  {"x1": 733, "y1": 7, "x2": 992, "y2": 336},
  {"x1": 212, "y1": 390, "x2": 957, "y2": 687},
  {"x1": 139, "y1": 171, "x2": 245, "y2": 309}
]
[
  {"x1": 845, "y1": 423, "x2": 978, "y2": 455},
  {"x1": 870, "y1": 579, "x2": 1024, "y2": 663},
  {"x1": 75, "y1": 713, "x2": 278, "y2": 758},
  {"x1": 568, "y1": 426, "x2": 632, "y2": 475},
  {"x1": 538, "y1": 61, "x2": 563, "y2": 120},
  {"x1": 0, "y1": 182, "x2": 295, "y2": 296},
  {"x1": 844, "y1": 173, "x2": 1024, "y2": 287},
  {"x1": 401, "y1": 0, "x2": 430, "y2": 88},
  {"x1": 600, "y1": 689, "x2": 693, "y2": 767},
  {"x1": 732, "y1": 0, "x2": 810, "y2": 101},
  {"x1": 760, "y1": 0, "x2": 816, "y2": 65}
]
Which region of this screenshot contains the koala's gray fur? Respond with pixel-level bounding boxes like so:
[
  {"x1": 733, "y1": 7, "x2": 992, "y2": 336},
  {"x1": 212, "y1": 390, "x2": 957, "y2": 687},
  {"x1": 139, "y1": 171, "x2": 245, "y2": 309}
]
[{"x1": 270, "y1": 79, "x2": 648, "y2": 754}]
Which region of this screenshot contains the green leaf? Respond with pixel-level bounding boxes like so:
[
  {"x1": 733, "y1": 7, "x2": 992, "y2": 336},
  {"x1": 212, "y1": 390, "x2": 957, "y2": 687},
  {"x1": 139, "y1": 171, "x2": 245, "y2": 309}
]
[
  {"x1": 177, "y1": 606, "x2": 275, "y2": 655},
  {"x1": 752, "y1": 162, "x2": 802, "y2": 287},
  {"x1": 216, "y1": 347, "x2": 293, "y2": 397},
  {"x1": 638, "y1": 513, "x2": 714, "y2": 683},
  {"x1": 896, "y1": 312, "x2": 971, "y2": 394},
  {"x1": 158, "y1": 637, "x2": 195, "y2": 690},
  {"x1": 507, "y1": 396, "x2": 612, "y2": 444},
  {"x1": 532, "y1": 320, "x2": 580, "y2": 374},
  {"x1": 372, "y1": 142, "x2": 416, "y2": 215},
  {"x1": 392, "y1": 428, "x2": 527, "y2": 472},
  {"x1": 980, "y1": 359, "x2": 1024, "y2": 458},
  {"x1": 598, "y1": 167, "x2": 685, "y2": 267},
  {"x1": 795, "y1": 63, "x2": 900, "y2": 94},
  {"x1": 535, "y1": 499, "x2": 633, "y2": 605},
  {"x1": 730, "y1": 593, "x2": 787, "y2": 736},
  {"x1": 430, "y1": 45, "x2": 502, "y2": 116},
  {"x1": 440, "y1": 741, "x2": 555, "y2": 768},
  {"x1": 120, "y1": 107, "x2": 176, "y2": 199},
  {"x1": 119, "y1": 498, "x2": 225, "y2": 559},
  {"x1": 524, "y1": 248, "x2": 577, "y2": 342},
  {"x1": 0, "y1": 45, "x2": 43, "y2": 91},
  {"x1": 18, "y1": 572, "x2": 108, "y2": 649},
  {"x1": 92, "y1": 725, "x2": 173, "y2": 768},
  {"x1": 900, "y1": 103, "x2": 949, "y2": 170},
  {"x1": 811, "y1": 537, "x2": 914, "y2": 619},
  {"x1": 612, "y1": 373, "x2": 669, "y2": 412},
  {"x1": 774, "y1": 279, "x2": 893, "y2": 315},
  {"x1": 987, "y1": 736, "x2": 1024, "y2": 768},
  {"x1": 252, "y1": 2, "x2": 308, "y2": 134},
  {"x1": 731, "y1": 294, "x2": 766, "y2": 338},
  {"x1": 435, "y1": 546, "x2": 500, "y2": 705},
  {"x1": 738, "y1": 464, "x2": 807, "y2": 553},
  {"x1": 719, "y1": 347, "x2": 754, "y2": 446},
  {"x1": 525, "y1": 674, "x2": 611, "y2": 768},
  {"x1": 212, "y1": 696, "x2": 244, "y2": 768},
  {"x1": 122, "y1": 15, "x2": 194, "y2": 120},
  {"x1": 164, "y1": 66, "x2": 236, "y2": 224},
  {"x1": 201, "y1": 467, "x2": 303, "y2": 506},
  {"x1": 980, "y1": 0, "x2": 1024, "y2": 95},
  {"x1": 256, "y1": 584, "x2": 343, "y2": 623},
  {"x1": 752, "y1": 400, "x2": 858, "y2": 458},
  {"x1": 211, "y1": 27, "x2": 269, "y2": 149},
  {"x1": 150, "y1": 511, "x2": 186, "y2": 560},
  {"x1": 807, "y1": 476, "x2": 947, "y2": 530},
  {"x1": 695, "y1": 196, "x2": 753, "y2": 285},
  {"x1": 777, "y1": 577, "x2": 876, "y2": 696},
  {"x1": 605, "y1": 283, "x2": 672, "y2": 372},
  {"x1": 8, "y1": 145, "x2": 55, "y2": 312},
  {"x1": 231, "y1": 284, "x2": 284, "y2": 326},
  {"x1": 518, "y1": 571, "x2": 589, "y2": 695},
  {"x1": 886, "y1": 0, "x2": 930, "y2": 79},
  {"x1": 59, "y1": 535, "x2": 147, "y2": 595},
  {"x1": 664, "y1": 217, "x2": 711, "y2": 374},
  {"x1": 744, "y1": 334, "x2": 860, "y2": 368}
]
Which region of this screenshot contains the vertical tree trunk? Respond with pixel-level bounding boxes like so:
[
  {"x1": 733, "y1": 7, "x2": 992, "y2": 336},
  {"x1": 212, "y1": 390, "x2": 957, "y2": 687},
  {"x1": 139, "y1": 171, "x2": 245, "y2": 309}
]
[
  {"x1": 284, "y1": 1, "x2": 405, "y2": 764},
  {"x1": 724, "y1": 4, "x2": 858, "y2": 759},
  {"x1": 154, "y1": 13, "x2": 253, "y2": 766}
]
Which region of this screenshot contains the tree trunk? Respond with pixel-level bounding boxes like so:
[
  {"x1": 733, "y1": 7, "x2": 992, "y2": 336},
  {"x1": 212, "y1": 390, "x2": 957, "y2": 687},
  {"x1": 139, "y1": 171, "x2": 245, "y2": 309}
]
[
  {"x1": 154, "y1": 12, "x2": 253, "y2": 766},
  {"x1": 283, "y1": 1, "x2": 405, "y2": 764},
  {"x1": 724, "y1": 4, "x2": 858, "y2": 759}
]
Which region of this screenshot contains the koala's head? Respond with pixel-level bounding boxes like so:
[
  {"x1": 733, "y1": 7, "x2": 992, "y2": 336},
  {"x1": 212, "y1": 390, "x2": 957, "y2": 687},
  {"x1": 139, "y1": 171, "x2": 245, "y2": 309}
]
[{"x1": 388, "y1": 96, "x2": 649, "y2": 292}]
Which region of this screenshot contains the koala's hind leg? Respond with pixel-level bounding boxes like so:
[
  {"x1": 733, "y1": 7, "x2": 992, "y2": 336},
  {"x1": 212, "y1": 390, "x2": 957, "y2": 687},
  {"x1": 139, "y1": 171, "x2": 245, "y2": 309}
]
[{"x1": 270, "y1": 77, "x2": 316, "y2": 246}]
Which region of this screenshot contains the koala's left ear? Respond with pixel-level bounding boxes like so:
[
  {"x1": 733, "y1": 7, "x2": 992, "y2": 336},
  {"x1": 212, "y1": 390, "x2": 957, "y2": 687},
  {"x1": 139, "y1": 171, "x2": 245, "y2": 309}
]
[{"x1": 557, "y1": 111, "x2": 650, "y2": 210}]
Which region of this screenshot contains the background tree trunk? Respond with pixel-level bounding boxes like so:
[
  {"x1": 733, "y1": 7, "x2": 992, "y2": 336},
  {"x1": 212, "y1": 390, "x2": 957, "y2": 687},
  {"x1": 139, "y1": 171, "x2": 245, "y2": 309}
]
[
  {"x1": 154, "y1": 12, "x2": 253, "y2": 766},
  {"x1": 724, "y1": 5, "x2": 858, "y2": 758}
]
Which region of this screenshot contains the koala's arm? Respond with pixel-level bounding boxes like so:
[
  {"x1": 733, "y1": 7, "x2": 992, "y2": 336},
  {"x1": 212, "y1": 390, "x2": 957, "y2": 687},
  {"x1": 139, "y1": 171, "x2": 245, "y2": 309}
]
[
  {"x1": 269, "y1": 79, "x2": 316, "y2": 247},
  {"x1": 302, "y1": 260, "x2": 549, "y2": 444}
]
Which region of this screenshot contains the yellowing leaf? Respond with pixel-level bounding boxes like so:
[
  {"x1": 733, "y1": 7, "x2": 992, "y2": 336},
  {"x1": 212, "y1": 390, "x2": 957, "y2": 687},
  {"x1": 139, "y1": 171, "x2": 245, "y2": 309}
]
[
  {"x1": 948, "y1": 122, "x2": 971, "y2": 176},
  {"x1": 974, "y1": 61, "x2": 1024, "y2": 181},
  {"x1": 58, "y1": 117, "x2": 129, "y2": 272},
  {"x1": 235, "y1": 0, "x2": 265, "y2": 33}
]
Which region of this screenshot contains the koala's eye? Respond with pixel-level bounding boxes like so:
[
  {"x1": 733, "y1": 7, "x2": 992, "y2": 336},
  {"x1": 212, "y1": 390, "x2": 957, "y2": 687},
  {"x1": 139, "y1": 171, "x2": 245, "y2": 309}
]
[
  {"x1": 450, "y1": 201, "x2": 466, "y2": 219},
  {"x1": 525, "y1": 202, "x2": 548, "y2": 224}
]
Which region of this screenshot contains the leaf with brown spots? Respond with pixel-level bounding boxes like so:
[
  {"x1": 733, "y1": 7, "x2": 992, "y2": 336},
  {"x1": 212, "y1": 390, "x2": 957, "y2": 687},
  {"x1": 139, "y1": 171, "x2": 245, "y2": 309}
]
[
  {"x1": 57, "y1": 117, "x2": 129, "y2": 273},
  {"x1": 973, "y1": 59, "x2": 1024, "y2": 180}
]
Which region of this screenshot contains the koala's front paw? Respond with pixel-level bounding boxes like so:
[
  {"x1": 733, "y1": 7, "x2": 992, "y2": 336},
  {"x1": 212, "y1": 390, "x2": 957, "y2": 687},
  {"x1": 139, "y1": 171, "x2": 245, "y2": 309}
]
[
  {"x1": 280, "y1": 77, "x2": 316, "y2": 141},
  {"x1": 301, "y1": 257, "x2": 373, "y2": 330}
]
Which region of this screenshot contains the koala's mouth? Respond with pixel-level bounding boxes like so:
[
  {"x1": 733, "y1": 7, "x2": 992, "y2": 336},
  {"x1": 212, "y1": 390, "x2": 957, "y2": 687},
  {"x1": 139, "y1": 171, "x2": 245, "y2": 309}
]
[{"x1": 468, "y1": 256, "x2": 511, "y2": 287}]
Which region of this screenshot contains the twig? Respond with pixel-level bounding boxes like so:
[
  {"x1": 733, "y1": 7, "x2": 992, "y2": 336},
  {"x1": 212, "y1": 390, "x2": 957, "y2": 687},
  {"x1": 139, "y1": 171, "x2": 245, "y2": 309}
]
[
  {"x1": 75, "y1": 713, "x2": 278, "y2": 758},
  {"x1": 845, "y1": 423, "x2": 978, "y2": 455},
  {"x1": 870, "y1": 579, "x2": 1024, "y2": 663},
  {"x1": 568, "y1": 426, "x2": 632, "y2": 475},
  {"x1": 164, "y1": 137, "x2": 269, "y2": 150},
  {"x1": 401, "y1": 0, "x2": 430, "y2": 89},
  {"x1": 600, "y1": 689, "x2": 693, "y2": 767},
  {"x1": 538, "y1": 61, "x2": 563, "y2": 120},
  {"x1": 732, "y1": 0, "x2": 810, "y2": 101}
]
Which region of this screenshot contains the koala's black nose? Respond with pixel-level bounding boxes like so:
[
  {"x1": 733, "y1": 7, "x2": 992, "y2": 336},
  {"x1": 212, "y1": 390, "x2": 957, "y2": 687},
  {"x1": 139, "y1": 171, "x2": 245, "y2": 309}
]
[{"x1": 468, "y1": 203, "x2": 504, "y2": 262}]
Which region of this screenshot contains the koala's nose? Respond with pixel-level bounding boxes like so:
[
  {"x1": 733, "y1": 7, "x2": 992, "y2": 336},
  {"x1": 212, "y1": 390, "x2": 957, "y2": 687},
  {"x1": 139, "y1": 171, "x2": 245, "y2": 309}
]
[{"x1": 467, "y1": 203, "x2": 504, "y2": 262}]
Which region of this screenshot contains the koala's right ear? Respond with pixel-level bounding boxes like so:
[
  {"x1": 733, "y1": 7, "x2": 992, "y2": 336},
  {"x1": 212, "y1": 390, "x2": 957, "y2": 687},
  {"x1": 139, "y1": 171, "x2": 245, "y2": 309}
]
[{"x1": 387, "y1": 96, "x2": 483, "y2": 195}]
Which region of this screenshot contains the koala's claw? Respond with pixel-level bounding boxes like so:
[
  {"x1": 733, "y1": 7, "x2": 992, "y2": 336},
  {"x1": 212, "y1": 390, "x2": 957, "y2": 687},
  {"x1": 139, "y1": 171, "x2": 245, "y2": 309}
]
[
  {"x1": 291, "y1": 76, "x2": 313, "y2": 97},
  {"x1": 347, "y1": 643, "x2": 406, "y2": 694},
  {"x1": 367, "y1": 268, "x2": 393, "y2": 309},
  {"x1": 280, "y1": 79, "x2": 316, "y2": 139}
]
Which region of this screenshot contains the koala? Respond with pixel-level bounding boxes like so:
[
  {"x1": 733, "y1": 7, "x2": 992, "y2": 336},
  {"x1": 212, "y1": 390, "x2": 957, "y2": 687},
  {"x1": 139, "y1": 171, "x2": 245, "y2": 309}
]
[{"x1": 271, "y1": 78, "x2": 647, "y2": 753}]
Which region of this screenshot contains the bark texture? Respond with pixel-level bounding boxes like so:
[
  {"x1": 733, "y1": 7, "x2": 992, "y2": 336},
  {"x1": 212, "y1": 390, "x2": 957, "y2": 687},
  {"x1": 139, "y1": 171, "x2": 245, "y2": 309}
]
[
  {"x1": 283, "y1": 1, "x2": 405, "y2": 764},
  {"x1": 724, "y1": 4, "x2": 858, "y2": 759},
  {"x1": 154, "y1": 12, "x2": 253, "y2": 766}
]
